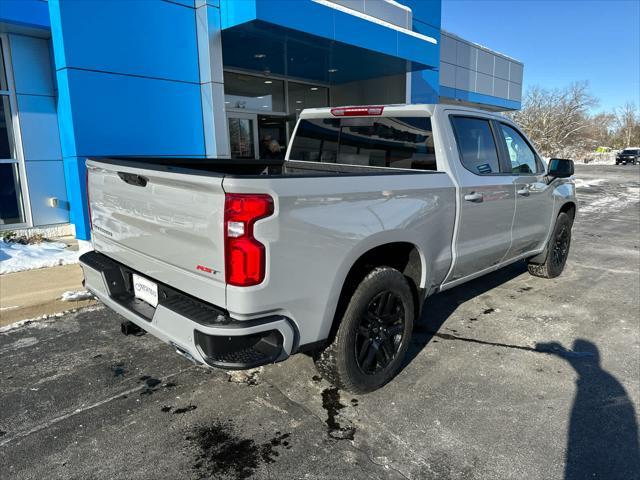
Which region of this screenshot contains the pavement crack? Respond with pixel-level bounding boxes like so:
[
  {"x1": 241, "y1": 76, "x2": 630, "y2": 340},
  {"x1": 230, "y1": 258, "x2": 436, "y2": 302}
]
[
  {"x1": 349, "y1": 442, "x2": 413, "y2": 480},
  {"x1": 418, "y1": 330, "x2": 594, "y2": 358},
  {"x1": 0, "y1": 366, "x2": 195, "y2": 448}
]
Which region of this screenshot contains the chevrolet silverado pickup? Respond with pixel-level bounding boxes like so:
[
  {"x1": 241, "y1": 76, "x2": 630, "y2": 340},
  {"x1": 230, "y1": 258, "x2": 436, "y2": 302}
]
[{"x1": 80, "y1": 104, "x2": 576, "y2": 393}]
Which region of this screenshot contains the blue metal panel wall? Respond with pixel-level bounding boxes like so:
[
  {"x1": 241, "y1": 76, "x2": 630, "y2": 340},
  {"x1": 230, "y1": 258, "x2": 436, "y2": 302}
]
[
  {"x1": 48, "y1": 0, "x2": 213, "y2": 239},
  {"x1": 400, "y1": 0, "x2": 442, "y2": 104},
  {"x1": 8, "y1": 34, "x2": 68, "y2": 227},
  {"x1": 220, "y1": 0, "x2": 439, "y2": 68},
  {"x1": 0, "y1": 0, "x2": 50, "y2": 29}
]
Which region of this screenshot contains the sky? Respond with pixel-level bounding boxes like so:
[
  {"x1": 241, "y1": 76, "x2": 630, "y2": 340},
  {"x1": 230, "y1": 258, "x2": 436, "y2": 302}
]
[{"x1": 441, "y1": 0, "x2": 640, "y2": 113}]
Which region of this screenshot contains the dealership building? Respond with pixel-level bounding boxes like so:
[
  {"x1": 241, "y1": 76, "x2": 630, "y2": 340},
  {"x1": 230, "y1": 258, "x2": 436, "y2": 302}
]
[{"x1": 0, "y1": 0, "x2": 523, "y2": 240}]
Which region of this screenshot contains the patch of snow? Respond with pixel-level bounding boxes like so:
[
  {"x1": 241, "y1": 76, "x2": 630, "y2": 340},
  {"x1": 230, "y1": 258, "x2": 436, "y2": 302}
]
[
  {"x1": 580, "y1": 187, "x2": 640, "y2": 214},
  {"x1": 0, "y1": 241, "x2": 79, "y2": 274},
  {"x1": 584, "y1": 157, "x2": 616, "y2": 165},
  {"x1": 77, "y1": 240, "x2": 93, "y2": 255},
  {"x1": 60, "y1": 290, "x2": 94, "y2": 302},
  {"x1": 574, "y1": 178, "x2": 606, "y2": 189},
  {"x1": 0, "y1": 304, "x2": 104, "y2": 333}
]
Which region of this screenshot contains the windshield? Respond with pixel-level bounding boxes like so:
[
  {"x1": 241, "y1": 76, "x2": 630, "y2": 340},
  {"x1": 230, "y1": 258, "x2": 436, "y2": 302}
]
[{"x1": 289, "y1": 117, "x2": 437, "y2": 171}]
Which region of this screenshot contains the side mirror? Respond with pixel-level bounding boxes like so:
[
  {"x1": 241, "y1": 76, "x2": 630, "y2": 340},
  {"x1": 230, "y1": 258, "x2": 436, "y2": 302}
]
[{"x1": 547, "y1": 158, "x2": 574, "y2": 180}]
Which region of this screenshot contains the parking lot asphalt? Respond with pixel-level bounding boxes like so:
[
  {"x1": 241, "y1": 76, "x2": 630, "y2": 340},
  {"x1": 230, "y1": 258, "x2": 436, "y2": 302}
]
[{"x1": 1, "y1": 165, "x2": 639, "y2": 480}]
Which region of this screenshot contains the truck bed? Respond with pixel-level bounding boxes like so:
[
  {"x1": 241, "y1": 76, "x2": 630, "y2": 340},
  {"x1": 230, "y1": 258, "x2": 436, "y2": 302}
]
[{"x1": 91, "y1": 157, "x2": 437, "y2": 178}]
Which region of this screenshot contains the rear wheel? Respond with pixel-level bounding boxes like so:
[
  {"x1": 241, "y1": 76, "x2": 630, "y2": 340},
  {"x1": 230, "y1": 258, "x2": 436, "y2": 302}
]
[
  {"x1": 528, "y1": 212, "x2": 573, "y2": 279},
  {"x1": 314, "y1": 267, "x2": 415, "y2": 394}
]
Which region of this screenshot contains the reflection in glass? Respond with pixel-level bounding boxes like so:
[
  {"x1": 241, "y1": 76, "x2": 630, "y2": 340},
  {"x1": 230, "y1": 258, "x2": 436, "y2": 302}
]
[
  {"x1": 0, "y1": 39, "x2": 7, "y2": 91},
  {"x1": 228, "y1": 118, "x2": 256, "y2": 159},
  {"x1": 224, "y1": 72, "x2": 285, "y2": 112},
  {"x1": 1, "y1": 95, "x2": 15, "y2": 159},
  {"x1": 289, "y1": 117, "x2": 437, "y2": 170}
]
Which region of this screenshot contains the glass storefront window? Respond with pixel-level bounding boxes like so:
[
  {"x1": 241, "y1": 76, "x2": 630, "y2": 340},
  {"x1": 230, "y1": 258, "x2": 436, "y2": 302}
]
[
  {"x1": 0, "y1": 162, "x2": 25, "y2": 225},
  {"x1": 1, "y1": 39, "x2": 26, "y2": 226},
  {"x1": 287, "y1": 82, "x2": 329, "y2": 116},
  {"x1": 1, "y1": 95, "x2": 15, "y2": 159},
  {"x1": 0, "y1": 39, "x2": 7, "y2": 91},
  {"x1": 287, "y1": 82, "x2": 329, "y2": 140},
  {"x1": 224, "y1": 72, "x2": 285, "y2": 113},
  {"x1": 228, "y1": 117, "x2": 256, "y2": 159}
]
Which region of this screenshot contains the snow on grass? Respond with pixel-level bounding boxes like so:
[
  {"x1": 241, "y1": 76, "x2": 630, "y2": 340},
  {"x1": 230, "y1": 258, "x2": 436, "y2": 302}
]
[
  {"x1": 60, "y1": 290, "x2": 94, "y2": 302},
  {"x1": 0, "y1": 304, "x2": 104, "y2": 333},
  {"x1": 0, "y1": 241, "x2": 79, "y2": 274}
]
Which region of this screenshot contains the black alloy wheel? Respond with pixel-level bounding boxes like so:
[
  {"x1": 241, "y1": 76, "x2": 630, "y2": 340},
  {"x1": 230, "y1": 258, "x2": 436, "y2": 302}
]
[{"x1": 355, "y1": 291, "x2": 405, "y2": 375}]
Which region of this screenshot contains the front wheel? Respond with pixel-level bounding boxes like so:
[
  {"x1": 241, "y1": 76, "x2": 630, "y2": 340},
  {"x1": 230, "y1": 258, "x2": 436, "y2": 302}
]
[
  {"x1": 313, "y1": 267, "x2": 415, "y2": 394},
  {"x1": 528, "y1": 212, "x2": 573, "y2": 279}
]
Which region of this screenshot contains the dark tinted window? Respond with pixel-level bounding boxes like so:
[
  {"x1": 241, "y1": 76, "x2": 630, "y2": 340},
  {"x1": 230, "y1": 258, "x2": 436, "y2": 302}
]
[
  {"x1": 499, "y1": 123, "x2": 542, "y2": 174},
  {"x1": 450, "y1": 117, "x2": 501, "y2": 175},
  {"x1": 289, "y1": 117, "x2": 437, "y2": 170}
]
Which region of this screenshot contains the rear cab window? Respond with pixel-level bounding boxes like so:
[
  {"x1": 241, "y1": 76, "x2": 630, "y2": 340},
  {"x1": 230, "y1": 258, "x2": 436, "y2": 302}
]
[{"x1": 289, "y1": 116, "x2": 437, "y2": 171}]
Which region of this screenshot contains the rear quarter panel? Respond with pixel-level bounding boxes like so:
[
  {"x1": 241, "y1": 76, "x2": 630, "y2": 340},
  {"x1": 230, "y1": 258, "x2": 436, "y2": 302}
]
[{"x1": 223, "y1": 171, "x2": 456, "y2": 347}]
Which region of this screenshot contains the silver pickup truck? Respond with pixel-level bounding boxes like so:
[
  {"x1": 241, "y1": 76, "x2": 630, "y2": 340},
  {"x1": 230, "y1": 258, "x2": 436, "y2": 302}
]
[{"x1": 80, "y1": 104, "x2": 576, "y2": 393}]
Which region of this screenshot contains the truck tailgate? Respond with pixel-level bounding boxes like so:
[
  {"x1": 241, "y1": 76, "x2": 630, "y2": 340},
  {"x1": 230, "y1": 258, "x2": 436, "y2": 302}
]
[{"x1": 86, "y1": 159, "x2": 227, "y2": 308}]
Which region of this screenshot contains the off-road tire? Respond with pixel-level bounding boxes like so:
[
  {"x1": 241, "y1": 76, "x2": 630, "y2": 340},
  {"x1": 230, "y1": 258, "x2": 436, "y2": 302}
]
[
  {"x1": 528, "y1": 212, "x2": 573, "y2": 279},
  {"x1": 313, "y1": 267, "x2": 415, "y2": 394}
]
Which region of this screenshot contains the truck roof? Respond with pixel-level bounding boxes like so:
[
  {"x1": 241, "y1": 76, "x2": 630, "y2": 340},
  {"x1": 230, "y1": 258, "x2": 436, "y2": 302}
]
[{"x1": 298, "y1": 103, "x2": 509, "y2": 120}]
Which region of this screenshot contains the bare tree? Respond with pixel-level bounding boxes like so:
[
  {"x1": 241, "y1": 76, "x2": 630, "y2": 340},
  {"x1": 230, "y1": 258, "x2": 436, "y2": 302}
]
[
  {"x1": 509, "y1": 82, "x2": 597, "y2": 159},
  {"x1": 613, "y1": 102, "x2": 640, "y2": 148}
]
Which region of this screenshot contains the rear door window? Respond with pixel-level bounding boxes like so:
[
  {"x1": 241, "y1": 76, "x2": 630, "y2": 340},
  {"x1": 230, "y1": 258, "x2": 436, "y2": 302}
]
[
  {"x1": 289, "y1": 117, "x2": 437, "y2": 170},
  {"x1": 450, "y1": 116, "x2": 501, "y2": 175}
]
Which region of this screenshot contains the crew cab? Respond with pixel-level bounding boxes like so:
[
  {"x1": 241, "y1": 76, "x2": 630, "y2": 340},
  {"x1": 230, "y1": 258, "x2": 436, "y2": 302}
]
[{"x1": 80, "y1": 104, "x2": 576, "y2": 393}]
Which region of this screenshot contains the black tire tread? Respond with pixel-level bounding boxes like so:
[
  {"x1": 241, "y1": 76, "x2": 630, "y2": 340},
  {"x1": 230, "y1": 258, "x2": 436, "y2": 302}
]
[
  {"x1": 314, "y1": 267, "x2": 414, "y2": 394},
  {"x1": 528, "y1": 212, "x2": 573, "y2": 279}
]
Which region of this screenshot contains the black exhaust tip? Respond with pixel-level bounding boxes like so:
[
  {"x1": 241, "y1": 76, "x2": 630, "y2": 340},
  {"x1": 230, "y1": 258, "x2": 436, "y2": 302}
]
[{"x1": 121, "y1": 321, "x2": 145, "y2": 336}]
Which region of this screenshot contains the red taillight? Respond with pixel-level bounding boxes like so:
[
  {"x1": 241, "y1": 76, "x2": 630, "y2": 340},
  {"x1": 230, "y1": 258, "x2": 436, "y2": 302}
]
[
  {"x1": 224, "y1": 193, "x2": 274, "y2": 287},
  {"x1": 86, "y1": 167, "x2": 92, "y2": 231},
  {"x1": 331, "y1": 106, "x2": 384, "y2": 116}
]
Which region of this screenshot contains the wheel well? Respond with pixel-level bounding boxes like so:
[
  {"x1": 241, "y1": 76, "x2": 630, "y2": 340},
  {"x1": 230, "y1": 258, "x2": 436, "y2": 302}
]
[
  {"x1": 560, "y1": 202, "x2": 576, "y2": 220},
  {"x1": 327, "y1": 242, "x2": 423, "y2": 345}
]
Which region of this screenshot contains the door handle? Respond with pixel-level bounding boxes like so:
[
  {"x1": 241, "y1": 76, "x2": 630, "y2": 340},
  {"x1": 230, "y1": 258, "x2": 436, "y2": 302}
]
[
  {"x1": 464, "y1": 192, "x2": 483, "y2": 203},
  {"x1": 517, "y1": 188, "x2": 530, "y2": 197}
]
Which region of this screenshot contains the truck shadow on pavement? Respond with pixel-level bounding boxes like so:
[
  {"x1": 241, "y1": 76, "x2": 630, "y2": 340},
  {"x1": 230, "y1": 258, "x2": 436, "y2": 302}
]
[{"x1": 406, "y1": 261, "x2": 640, "y2": 479}]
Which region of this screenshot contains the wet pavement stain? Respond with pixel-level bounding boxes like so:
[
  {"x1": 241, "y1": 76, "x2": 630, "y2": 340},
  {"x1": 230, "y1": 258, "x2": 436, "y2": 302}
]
[
  {"x1": 173, "y1": 405, "x2": 197, "y2": 414},
  {"x1": 111, "y1": 363, "x2": 127, "y2": 378},
  {"x1": 0, "y1": 430, "x2": 6, "y2": 437},
  {"x1": 139, "y1": 376, "x2": 162, "y2": 395},
  {"x1": 483, "y1": 308, "x2": 495, "y2": 314},
  {"x1": 518, "y1": 286, "x2": 533, "y2": 293},
  {"x1": 350, "y1": 398, "x2": 359, "y2": 407},
  {"x1": 161, "y1": 406, "x2": 172, "y2": 413},
  {"x1": 188, "y1": 419, "x2": 291, "y2": 480},
  {"x1": 321, "y1": 387, "x2": 356, "y2": 440},
  {"x1": 311, "y1": 375, "x2": 323, "y2": 383}
]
